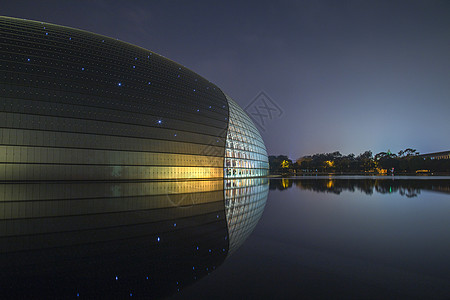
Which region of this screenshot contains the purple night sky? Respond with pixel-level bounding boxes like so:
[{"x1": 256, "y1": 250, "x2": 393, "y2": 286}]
[{"x1": 3, "y1": 0, "x2": 449, "y2": 160}]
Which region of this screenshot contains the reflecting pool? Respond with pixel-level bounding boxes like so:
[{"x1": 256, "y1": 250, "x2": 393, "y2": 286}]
[
  {"x1": 171, "y1": 177, "x2": 450, "y2": 300},
  {"x1": 0, "y1": 178, "x2": 268, "y2": 298},
  {"x1": 1, "y1": 177, "x2": 450, "y2": 299}
]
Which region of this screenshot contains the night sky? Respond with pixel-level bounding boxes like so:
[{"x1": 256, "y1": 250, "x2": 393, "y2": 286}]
[{"x1": 3, "y1": 0, "x2": 449, "y2": 160}]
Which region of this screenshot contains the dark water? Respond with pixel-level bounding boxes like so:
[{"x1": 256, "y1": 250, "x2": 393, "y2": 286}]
[
  {"x1": 171, "y1": 177, "x2": 450, "y2": 300},
  {"x1": 0, "y1": 178, "x2": 268, "y2": 299},
  {"x1": 1, "y1": 177, "x2": 450, "y2": 299}
]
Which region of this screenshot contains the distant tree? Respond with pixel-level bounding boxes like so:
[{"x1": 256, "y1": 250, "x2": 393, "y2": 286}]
[
  {"x1": 357, "y1": 151, "x2": 374, "y2": 171},
  {"x1": 276, "y1": 147, "x2": 443, "y2": 175},
  {"x1": 375, "y1": 152, "x2": 388, "y2": 161},
  {"x1": 404, "y1": 148, "x2": 418, "y2": 156},
  {"x1": 358, "y1": 151, "x2": 373, "y2": 160},
  {"x1": 331, "y1": 151, "x2": 342, "y2": 158},
  {"x1": 269, "y1": 155, "x2": 292, "y2": 174}
]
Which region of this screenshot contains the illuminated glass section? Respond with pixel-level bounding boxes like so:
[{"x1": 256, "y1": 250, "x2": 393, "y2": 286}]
[
  {"x1": 224, "y1": 95, "x2": 269, "y2": 178},
  {"x1": 224, "y1": 178, "x2": 269, "y2": 255}
]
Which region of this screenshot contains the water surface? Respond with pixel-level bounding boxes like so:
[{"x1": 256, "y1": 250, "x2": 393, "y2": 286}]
[
  {"x1": 172, "y1": 177, "x2": 450, "y2": 299},
  {"x1": 1, "y1": 177, "x2": 449, "y2": 299}
]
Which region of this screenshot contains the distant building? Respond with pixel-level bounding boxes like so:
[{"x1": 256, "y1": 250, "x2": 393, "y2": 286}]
[{"x1": 418, "y1": 151, "x2": 450, "y2": 160}]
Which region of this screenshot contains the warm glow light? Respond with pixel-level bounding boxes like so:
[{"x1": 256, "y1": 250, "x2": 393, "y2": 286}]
[
  {"x1": 281, "y1": 160, "x2": 290, "y2": 168},
  {"x1": 327, "y1": 180, "x2": 334, "y2": 188},
  {"x1": 324, "y1": 160, "x2": 334, "y2": 167}
]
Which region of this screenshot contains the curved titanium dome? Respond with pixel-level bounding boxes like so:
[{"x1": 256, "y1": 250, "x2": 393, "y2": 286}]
[{"x1": 0, "y1": 16, "x2": 268, "y2": 181}]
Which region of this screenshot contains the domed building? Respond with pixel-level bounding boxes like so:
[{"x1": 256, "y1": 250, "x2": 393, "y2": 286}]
[
  {"x1": 0, "y1": 16, "x2": 270, "y2": 299},
  {"x1": 0, "y1": 16, "x2": 268, "y2": 181}
]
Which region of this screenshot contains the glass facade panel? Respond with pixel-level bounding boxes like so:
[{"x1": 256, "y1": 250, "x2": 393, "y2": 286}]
[{"x1": 224, "y1": 94, "x2": 269, "y2": 178}]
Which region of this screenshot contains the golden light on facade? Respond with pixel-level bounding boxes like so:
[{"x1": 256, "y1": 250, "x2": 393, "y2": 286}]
[{"x1": 0, "y1": 17, "x2": 268, "y2": 182}]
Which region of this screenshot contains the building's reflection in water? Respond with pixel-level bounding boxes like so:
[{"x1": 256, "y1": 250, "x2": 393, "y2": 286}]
[
  {"x1": 0, "y1": 178, "x2": 268, "y2": 299},
  {"x1": 225, "y1": 178, "x2": 269, "y2": 255}
]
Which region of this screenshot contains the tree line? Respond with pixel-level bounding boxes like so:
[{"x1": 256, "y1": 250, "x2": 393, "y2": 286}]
[{"x1": 269, "y1": 149, "x2": 450, "y2": 175}]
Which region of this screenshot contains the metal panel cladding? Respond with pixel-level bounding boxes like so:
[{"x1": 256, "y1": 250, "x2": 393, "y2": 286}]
[{"x1": 0, "y1": 17, "x2": 229, "y2": 180}]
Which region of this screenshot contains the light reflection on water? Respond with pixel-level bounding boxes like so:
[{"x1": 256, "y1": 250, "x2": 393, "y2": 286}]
[
  {"x1": 173, "y1": 177, "x2": 450, "y2": 300},
  {"x1": 1, "y1": 177, "x2": 449, "y2": 299},
  {"x1": 270, "y1": 176, "x2": 450, "y2": 197},
  {"x1": 0, "y1": 178, "x2": 269, "y2": 299}
]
